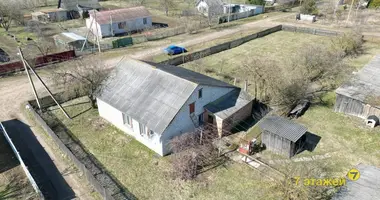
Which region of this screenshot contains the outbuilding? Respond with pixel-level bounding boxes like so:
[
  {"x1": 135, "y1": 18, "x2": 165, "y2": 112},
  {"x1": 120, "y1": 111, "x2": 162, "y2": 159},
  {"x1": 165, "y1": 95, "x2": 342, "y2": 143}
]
[
  {"x1": 86, "y1": 6, "x2": 152, "y2": 38},
  {"x1": 53, "y1": 32, "x2": 87, "y2": 50},
  {"x1": 335, "y1": 55, "x2": 380, "y2": 119},
  {"x1": 259, "y1": 116, "x2": 307, "y2": 158}
]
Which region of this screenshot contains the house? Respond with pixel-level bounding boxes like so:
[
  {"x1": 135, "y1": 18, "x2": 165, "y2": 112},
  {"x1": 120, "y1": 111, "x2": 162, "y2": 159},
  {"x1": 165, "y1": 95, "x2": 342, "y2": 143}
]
[
  {"x1": 332, "y1": 164, "x2": 380, "y2": 200},
  {"x1": 196, "y1": 0, "x2": 225, "y2": 17},
  {"x1": 86, "y1": 7, "x2": 152, "y2": 38},
  {"x1": 335, "y1": 55, "x2": 380, "y2": 119},
  {"x1": 223, "y1": 4, "x2": 264, "y2": 15},
  {"x1": 58, "y1": 0, "x2": 101, "y2": 18},
  {"x1": 53, "y1": 32, "x2": 88, "y2": 50},
  {"x1": 259, "y1": 116, "x2": 307, "y2": 158},
  {"x1": 32, "y1": 8, "x2": 68, "y2": 22},
  {"x1": 97, "y1": 59, "x2": 254, "y2": 156}
]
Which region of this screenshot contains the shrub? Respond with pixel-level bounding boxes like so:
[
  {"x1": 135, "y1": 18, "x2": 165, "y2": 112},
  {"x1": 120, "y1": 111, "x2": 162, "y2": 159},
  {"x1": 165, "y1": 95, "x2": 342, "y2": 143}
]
[
  {"x1": 368, "y1": 0, "x2": 380, "y2": 8},
  {"x1": 300, "y1": 0, "x2": 318, "y2": 14},
  {"x1": 332, "y1": 30, "x2": 363, "y2": 56}
]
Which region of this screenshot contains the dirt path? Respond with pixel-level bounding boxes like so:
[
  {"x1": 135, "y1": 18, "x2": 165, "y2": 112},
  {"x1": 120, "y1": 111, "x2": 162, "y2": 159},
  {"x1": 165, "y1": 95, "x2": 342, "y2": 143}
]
[{"x1": 0, "y1": 12, "x2": 294, "y2": 199}]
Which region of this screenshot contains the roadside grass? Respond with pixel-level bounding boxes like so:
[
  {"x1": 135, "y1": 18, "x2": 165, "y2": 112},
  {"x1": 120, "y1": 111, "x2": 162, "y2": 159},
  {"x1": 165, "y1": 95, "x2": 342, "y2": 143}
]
[{"x1": 45, "y1": 97, "x2": 280, "y2": 200}]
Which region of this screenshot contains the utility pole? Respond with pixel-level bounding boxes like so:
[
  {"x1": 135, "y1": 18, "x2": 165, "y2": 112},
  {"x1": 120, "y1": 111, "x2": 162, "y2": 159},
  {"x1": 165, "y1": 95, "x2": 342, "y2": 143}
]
[
  {"x1": 346, "y1": 0, "x2": 355, "y2": 23},
  {"x1": 94, "y1": 11, "x2": 102, "y2": 53},
  {"x1": 21, "y1": 56, "x2": 71, "y2": 119},
  {"x1": 18, "y1": 47, "x2": 41, "y2": 110},
  {"x1": 110, "y1": 15, "x2": 114, "y2": 36},
  {"x1": 81, "y1": 17, "x2": 94, "y2": 52},
  {"x1": 227, "y1": 0, "x2": 232, "y2": 23}
]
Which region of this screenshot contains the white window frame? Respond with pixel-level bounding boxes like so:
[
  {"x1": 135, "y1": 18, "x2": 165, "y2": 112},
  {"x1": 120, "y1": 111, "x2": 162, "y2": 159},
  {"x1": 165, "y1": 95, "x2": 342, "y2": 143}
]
[{"x1": 123, "y1": 113, "x2": 133, "y2": 129}]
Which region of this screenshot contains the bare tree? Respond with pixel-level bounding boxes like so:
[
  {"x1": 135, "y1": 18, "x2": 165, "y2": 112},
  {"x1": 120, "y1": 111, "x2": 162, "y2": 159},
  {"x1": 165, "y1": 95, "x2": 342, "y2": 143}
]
[
  {"x1": 160, "y1": 0, "x2": 176, "y2": 16},
  {"x1": 170, "y1": 124, "x2": 223, "y2": 180},
  {"x1": 53, "y1": 58, "x2": 111, "y2": 108},
  {"x1": 0, "y1": 1, "x2": 23, "y2": 31}
]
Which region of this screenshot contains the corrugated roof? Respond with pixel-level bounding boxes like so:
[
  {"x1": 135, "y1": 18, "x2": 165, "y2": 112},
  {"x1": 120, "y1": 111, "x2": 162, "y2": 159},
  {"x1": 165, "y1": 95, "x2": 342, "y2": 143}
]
[
  {"x1": 204, "y1": 89, "x2": 252, "y2": 119},
  {"x1": 332, "y1": 164, "x2": 380, "y2": 200},
  {"x1": 54, "y1": 32, "x2": 85, "y2": 43},
  {"x1": 98, "y1": 58, "x2": 236, "y2": 135},
  {"x1": 336, "y1": 55, "x2": 380, "y2": 102},
  {"x1": 259, "y1": 116, "x2": 307, "y2": 142},
  {"x1": 90, "y1": 6, "x2": 151, "y2": 25},
  {"x1": 59, "y1": 0, "x2": 101, "y2": 11}
]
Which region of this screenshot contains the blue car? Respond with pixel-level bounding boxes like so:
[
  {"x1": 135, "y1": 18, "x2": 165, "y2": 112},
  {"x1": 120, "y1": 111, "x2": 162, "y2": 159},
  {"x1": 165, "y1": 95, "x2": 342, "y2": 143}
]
[{"x1": 164, "y1": 45, "x2": 187, "y2": 55}]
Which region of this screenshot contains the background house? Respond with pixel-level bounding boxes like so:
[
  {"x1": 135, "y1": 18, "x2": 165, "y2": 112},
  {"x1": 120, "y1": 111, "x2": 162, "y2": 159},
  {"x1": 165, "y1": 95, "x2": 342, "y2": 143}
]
[
  {"x1": 335, "y1": 54, "x2": 380, "y2": 119},
  {"x1": 97, "y1": 59, "x2": 254, "y2": 156},
  {"x1": 259, "y1": 116, "x2": 307, "y2": 158},
  {"x1": 196, "y1": 0, "x2": 225, "y2": 17},
  {"x1": 58, "y1": 0, "x2": 101, "y2": 18},
  {"x1": 86, "y1": 6, "x2": 152, "y2": 38}
]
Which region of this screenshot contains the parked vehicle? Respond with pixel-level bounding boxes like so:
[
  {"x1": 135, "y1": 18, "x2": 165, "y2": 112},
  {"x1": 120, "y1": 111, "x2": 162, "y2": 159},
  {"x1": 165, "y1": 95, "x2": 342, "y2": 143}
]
[
  {"x1": 164, "y1": 45, "x2": 187, "y2": 55},
  {"x1": 288, "y1": 99, "x2": 311, "y2": 119}
]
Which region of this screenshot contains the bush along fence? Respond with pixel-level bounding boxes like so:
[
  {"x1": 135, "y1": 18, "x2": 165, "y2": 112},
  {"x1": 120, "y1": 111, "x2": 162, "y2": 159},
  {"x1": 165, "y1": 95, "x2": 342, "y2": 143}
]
[
  {"x1": 27, "y1": 95, "x2": 131, "y2": 200},
  {"x1": 0, "y1": 123, "x2": 44, "y2": 199},
  {"x1": 158, "y1": 25, "x2": 283, "y2": 66},
  {"x1": 0, "y1": 50, "x2": 76, "y2": 76}
]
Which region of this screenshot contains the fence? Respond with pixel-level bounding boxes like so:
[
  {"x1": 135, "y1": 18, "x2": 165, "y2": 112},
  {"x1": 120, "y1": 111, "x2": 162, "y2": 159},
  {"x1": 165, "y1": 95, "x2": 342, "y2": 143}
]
[
  {"x1": 0, "y1": 50, "x2": 76, "y2": 76},
  {"x1": 0, "y1": 123, "x2": 44, "y2": 199},
  {"x1": 219, "y1": 10, "x2": 256, "y2": 24},
  {"x1": 112, "y1": 37, "x2": 133, "y2": 48},
  {"x1": 282, "y1": 25, "x2": 341, "y2": 37},
  {"x1": 27, "y1": 95, "x2": 130, "y2": 200},
  {"x1": 159, "y1": 25, "x2": 283, "y2": 66}
]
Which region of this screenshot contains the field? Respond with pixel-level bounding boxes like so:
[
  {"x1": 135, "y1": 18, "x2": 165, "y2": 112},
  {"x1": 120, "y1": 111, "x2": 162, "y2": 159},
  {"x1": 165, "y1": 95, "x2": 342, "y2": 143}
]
[
  {"x1": 181, "y1": 31, "x2": 333, "y2": 90},
  {"x1": 42, "y1": 97, "x2": 281, "y2": 200}
]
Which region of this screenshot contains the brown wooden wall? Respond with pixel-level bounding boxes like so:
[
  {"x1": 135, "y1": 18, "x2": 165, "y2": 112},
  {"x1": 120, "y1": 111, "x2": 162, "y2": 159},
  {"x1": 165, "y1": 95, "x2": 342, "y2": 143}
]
[
  {"x1": 334, "y1": 93, "x2": 380, "y2": 119},
  {"x1": 262, "y1": 130, "x2": 294, "y2": 158}
]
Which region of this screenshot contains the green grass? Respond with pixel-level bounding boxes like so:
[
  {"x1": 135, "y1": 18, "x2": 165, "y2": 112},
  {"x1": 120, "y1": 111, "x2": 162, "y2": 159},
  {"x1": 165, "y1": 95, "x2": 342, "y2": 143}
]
[
  {"x1": 181, "y1": 31, "x2": 333, "y2": 88},
  {"x1": 44, "y1": 97, "x2": 280, "y2": 200}
]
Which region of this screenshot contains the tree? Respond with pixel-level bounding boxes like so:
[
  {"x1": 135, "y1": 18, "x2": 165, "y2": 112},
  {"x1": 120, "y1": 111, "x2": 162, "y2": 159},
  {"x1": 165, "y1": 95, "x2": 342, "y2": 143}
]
[
  {"x1": 170, "y1": 124, "x2": 225, "y2": 180},
  {"x1": 160, "y1": 0, "x2": 176, "y2": 16},
  {"x1": 0, "y1": 1, "x2": 22, "y2": 31},
  {"x1": 53, "y1": 58, "x2": 111, "y2": 108},
  {"x1": 300, "y1": 0, "x2": 318, "y2": 14}
]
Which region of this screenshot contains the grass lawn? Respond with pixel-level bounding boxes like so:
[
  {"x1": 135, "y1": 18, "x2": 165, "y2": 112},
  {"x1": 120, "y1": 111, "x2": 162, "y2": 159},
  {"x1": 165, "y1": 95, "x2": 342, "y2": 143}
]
[
  {"x1": 180, "y1": 31, "x2": 334, "y2": 89},
  {"x1": 45, "y1": 98, "x2": 280, "y2": 200}
]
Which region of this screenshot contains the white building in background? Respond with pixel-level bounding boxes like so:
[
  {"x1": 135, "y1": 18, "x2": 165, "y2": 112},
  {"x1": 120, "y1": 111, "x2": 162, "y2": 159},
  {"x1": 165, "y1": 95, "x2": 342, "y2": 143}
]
[
  {"x1": 97, "y1": 59, "x2": 254, "y2": 156},
  {"x1": 86, "y1": 6, "x2": 152, "y2": 38}
]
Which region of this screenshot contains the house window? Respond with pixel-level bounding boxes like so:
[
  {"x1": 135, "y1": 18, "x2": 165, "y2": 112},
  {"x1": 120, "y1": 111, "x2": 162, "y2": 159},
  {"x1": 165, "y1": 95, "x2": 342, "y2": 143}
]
[
  {"x1": 208, "y1": 114, "x2": 214, "y2": 124},
  {"x1": 189, "y1": 102, "x2": 195, "y2": 114},
  {"x1": 139, "y1": 123, "x2": 146, "y2": 135},
  {"x1": 147, "y1": 129, "x2": 154, "y2": 138},
  {"x1": 198, "y1": 88, "x2": 203, "y2": 99},
  {"x1": 122, "y1": 113, "x2": 133, "y2": 128},
  {"x1": 143, "y1": 18, "x2": 147, "y2": 25},
  {"x1": 118, "y1": 22, "x2": 126, "y2": 29}
]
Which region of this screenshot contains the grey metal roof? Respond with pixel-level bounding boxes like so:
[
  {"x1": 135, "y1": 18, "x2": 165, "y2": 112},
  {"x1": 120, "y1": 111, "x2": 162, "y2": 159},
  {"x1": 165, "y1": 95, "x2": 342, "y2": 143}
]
[
  {"x1": 332, "y1": 164, "x2": 380, "y2": 200},
  {"x1": 259, "y1": 116, "x2": 307, "y2": 142},
  {"x1": 98, "y1": 58, "x2": 236, "y2": 135},
  {"x1": 59, "y1": 0, "x2": 101, "y2": 11},
  {"x1": 204, "y1": 89, "x2": 252, "y2": 119},
  {"x1": 336, "y1": 55, "x2": 380, "y2": 102}
]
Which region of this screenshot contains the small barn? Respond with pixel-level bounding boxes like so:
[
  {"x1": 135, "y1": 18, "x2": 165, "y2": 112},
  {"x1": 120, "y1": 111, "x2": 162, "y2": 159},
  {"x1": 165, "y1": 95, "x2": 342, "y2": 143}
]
[
  {"x1": 335, "y1": 55, "x2": 380, "y2": 119},
  {"x1": 53, "y1": 32, "x2": 87, "y2": 50},
  {"x1": 259, "y1": 116, "x2": 307, "y2": 158},
  {"x1": 86, "y1": 6, "x2": 152, "y2": 38},
  {"x1": 32, "y1": 9, "x2": 68, "y2": 22}
]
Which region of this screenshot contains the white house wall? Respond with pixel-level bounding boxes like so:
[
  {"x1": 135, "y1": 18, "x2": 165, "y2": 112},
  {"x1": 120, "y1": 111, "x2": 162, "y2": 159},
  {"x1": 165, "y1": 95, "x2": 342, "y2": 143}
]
[
  {"x1": 97, "y1": 98, "x2": 164, "y2": 155},
  {"x1": 161, "y1": 85, "x2": 234, "y2": 155},
  {"x1": 87, "y1": 16, "x2": 152, "y2": 38}
]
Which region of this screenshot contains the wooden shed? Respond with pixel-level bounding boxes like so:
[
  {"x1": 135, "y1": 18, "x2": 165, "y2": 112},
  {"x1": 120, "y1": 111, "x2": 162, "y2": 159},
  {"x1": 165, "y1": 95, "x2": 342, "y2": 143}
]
[
  {"x1": 259, "y1": 116, "x2": 307, "y2": 158},
  {"x1": 335, "y1": 55, "x2": 380, "y2": 119}
]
